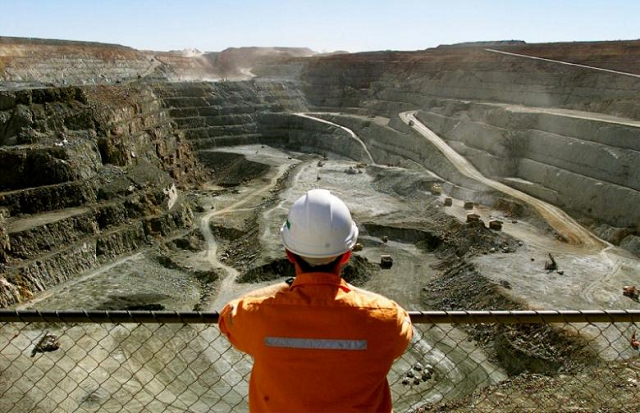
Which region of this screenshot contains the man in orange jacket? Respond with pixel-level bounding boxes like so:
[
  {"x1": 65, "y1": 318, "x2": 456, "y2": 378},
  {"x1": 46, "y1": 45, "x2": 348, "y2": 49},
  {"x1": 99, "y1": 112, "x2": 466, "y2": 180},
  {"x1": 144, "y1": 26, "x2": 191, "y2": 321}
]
[{"x1": 219, "y1": 189, "x2": 413, "y2": 412}]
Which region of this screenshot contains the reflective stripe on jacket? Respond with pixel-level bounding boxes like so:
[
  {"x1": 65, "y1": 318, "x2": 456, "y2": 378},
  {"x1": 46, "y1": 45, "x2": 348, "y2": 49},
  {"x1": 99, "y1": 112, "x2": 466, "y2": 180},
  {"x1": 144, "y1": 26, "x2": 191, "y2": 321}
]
[{"x1": 219, "y1": 272, "x2": 413, "y2": 412}]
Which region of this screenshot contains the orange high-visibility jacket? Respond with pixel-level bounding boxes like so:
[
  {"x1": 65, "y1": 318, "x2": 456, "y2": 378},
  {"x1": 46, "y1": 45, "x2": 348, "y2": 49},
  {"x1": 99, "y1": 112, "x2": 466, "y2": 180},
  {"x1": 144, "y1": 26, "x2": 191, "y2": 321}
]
[{"x1": 219, "y1": 272, "x2": 413, "y2": 412}]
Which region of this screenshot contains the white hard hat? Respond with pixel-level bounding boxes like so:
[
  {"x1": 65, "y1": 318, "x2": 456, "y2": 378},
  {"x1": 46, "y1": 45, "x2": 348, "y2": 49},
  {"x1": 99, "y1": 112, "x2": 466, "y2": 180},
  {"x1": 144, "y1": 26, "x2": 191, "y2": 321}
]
[{"x1": 281, "y1": 189, "x2": 359, "y2": 258}]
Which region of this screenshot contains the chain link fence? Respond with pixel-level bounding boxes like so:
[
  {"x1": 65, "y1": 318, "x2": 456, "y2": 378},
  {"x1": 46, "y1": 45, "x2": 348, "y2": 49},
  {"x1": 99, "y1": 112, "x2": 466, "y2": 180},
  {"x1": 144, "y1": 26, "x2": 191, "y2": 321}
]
[{"x1": 1, "y1": 310, "x2": 639, "y2": 412}]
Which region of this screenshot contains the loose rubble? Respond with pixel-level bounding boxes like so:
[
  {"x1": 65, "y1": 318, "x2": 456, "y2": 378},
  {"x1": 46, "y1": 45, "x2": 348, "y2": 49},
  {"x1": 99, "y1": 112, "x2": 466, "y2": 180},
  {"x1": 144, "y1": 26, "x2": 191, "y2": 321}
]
[{"x1": 401, "y1": 363, "x2": 434, "y2": 386}]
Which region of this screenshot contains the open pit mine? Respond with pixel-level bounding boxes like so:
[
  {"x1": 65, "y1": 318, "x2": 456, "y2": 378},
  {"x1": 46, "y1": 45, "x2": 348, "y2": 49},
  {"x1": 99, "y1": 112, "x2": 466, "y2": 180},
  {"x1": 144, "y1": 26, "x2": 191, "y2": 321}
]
[{"x1": 1, "y1": 37, "x2": 640, "y2": 411}]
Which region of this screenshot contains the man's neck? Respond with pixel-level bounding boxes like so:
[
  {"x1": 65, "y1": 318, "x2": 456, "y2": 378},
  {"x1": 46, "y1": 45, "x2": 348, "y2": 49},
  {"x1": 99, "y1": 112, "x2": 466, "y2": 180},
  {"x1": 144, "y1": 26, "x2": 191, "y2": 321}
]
[{"x1": 293, "y1": 262, "x2": 342, "y2": 277}]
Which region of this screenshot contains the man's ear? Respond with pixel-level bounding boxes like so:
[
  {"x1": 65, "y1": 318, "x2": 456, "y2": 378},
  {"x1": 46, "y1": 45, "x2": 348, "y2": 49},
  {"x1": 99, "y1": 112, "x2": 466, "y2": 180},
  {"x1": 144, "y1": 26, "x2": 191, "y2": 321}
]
[
  {"x1": 285, "y1": 249, "x2": 297, "y2": 264},
  {"x1": 339, "y1": 250, "x2": 352, "y2": 265}
]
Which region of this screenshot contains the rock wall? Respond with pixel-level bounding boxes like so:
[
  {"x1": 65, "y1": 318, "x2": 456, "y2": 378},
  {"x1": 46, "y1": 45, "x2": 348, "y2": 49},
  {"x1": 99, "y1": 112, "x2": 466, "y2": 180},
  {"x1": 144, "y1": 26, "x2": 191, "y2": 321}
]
[
  {"x1": 154, "y1": 81, "x2": 308, "y2": 150},
  {"x1": 0, "y1": 37, "x2": 155, "y2": 89},
  {"x1": 4, "y1": 38, "x2": 636, "y2": 268},
  {"x1": 310, "y1": 113, "x2": 495, "y2": 202},
  {"x1": 301, "y1": 46, "x2": 640, "y2": 120},
  {"x1": 197, "y1": 151, "x2": 270, "y2": 186},
  {"x1": 489, "y1": 40, "x2": 640, "y2": 75},
  {"x1": 259, "y1": 113, "x2": 373, "y2": 161},
  {"x1": 413, "y1": 99, "x2": 640, "y2": 231},
  {"x1": 295, "y1": 45, "x2": 640, "y2": 247},
  {"x1": 0, "y1": 84, "x2": 201, "y2": 307},
  {"x1": 0, "y1": 37, "x2": 316, "y2": 89},
  {"x1": 157, "y1": 77, "x2": 500, "y2": 206},
  {"x1": 152, "y1": 44, "x2": 640, "y2": 241},
  {"x1": 157, "y1": 81, "x2": 388, "y2": 163}
]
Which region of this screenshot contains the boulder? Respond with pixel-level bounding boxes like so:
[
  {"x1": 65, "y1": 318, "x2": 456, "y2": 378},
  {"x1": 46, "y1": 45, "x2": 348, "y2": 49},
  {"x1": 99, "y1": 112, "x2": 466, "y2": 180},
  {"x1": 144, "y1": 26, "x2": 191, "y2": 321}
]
[
  {"x1": 0, "y1": 278, "x2": 20, "y2": 307},
  {"x1": 2, "y1": 104, "x2": 33, "y2": 140}
]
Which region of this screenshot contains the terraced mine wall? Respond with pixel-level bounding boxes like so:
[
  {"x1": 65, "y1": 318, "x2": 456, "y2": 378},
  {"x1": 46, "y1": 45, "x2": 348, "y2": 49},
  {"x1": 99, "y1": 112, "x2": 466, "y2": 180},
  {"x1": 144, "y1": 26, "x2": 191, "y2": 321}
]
[
  {"x1": 3, "y1": 40, "x2": 636, "y2": 301},
  {"x1": 414, "y1": 101, "x2": 640, "y2": 230},
  {"x1": 297, "y1": 47, "x2": 640, "y2": 250},
  {"x1": 301, "y1": 47, "x2": 640, "y2": 120},
  {"x1": 308, "y1": 113, "x2": 496, "y2": 202},
  {"x1": 149, "y1": 50, "x2": 640, "y2": 252},
  {"x1": 0, "y1": 85, "x2": 201, "y2": 307},
  {"x1": 155, "y1": 80, "x2": 483, "y2": 185},
  {"x1": 156, "y1": 81, "x2": 397, "y2": 169},
  {"x1": 489, "y1": 40, "x2": 640, "y2": 75},
  {"x1": 157, "y1": 81, "x2": 399, "y2": 161},
  {"x1": 156, "y1": 81, "x2": 514, "y2": 239},
  {"x1": 153, "y1": 81, "x2": 308, "y2": 151},
  {"x1": 258, "y1": 113, "x2": 375, "y2": 161},
  {"x1": 6, "y1": 40, "x2": 638, "y2": 238},
  {"x1": 0, "y1": 37, "x2": 157, "y2": 89},
  {"x1": 0, "y1": 37, "x2": 317, "y2": 90}
]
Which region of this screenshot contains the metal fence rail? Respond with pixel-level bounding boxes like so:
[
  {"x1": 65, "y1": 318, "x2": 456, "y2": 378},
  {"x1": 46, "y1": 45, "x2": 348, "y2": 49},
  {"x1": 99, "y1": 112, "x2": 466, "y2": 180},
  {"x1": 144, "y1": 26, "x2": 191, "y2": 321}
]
[
  {"x1": 1, "y1": 310, "x2": 639, "y2": 412},
  {"x1": 2, "y1": 309, "x2": 640, "y2": 324}
]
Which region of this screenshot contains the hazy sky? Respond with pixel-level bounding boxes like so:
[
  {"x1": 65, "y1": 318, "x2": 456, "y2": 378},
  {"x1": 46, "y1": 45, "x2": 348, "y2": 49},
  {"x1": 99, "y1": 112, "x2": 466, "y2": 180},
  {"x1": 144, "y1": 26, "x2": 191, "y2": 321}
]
[{"x1": 1, "y1": 0, "x2": 638, "y2": 52}]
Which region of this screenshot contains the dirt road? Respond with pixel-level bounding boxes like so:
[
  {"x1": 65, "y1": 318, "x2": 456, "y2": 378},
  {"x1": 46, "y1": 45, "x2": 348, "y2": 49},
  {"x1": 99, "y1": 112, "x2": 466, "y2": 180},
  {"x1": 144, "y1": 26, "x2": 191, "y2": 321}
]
[
  {"x1": 485, "y1": 48, "x2": 640, "y2": 79},
  {"x1": 399, "y1": 110, "x2": 604, "y2": 251},
  {"x1": 200, "y1": 161, "x2": 293, "y2": 310},
  {"x1": 479, "y1": 101, "x2": 640, "y2": 129},
  {"x1": 399, "y1": 111, "x2": 640, "y2": 316},
  {"x1": 16, "y1": 252, "x2": 145, "y2": 309},
  {"x1": 249, "y1": 154, "x2": 506, "y2": 410},
  {"x1": 294, "y1": 112, "x2": 376, "y2": 164}
]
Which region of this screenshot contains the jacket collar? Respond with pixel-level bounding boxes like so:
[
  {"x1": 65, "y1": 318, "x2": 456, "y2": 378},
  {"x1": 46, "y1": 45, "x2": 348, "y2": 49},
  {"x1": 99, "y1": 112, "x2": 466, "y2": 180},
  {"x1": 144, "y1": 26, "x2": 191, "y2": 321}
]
[{"x1": 290, "y1": 272, "x2": 351, "y2": 292}]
